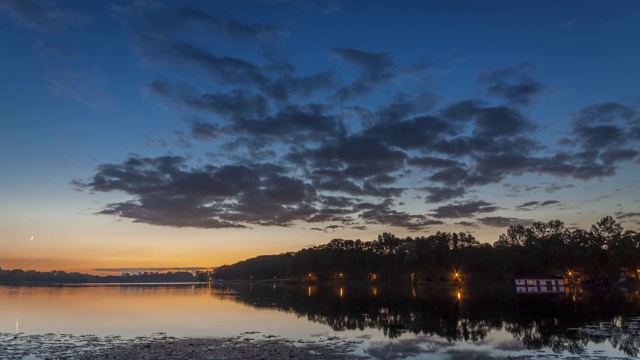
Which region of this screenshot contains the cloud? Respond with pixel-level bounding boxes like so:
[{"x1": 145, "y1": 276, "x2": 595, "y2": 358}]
[
  {"x1": 74, "y1": 156, "x2": 319, "y2": 228},
  {"x1": 136, "y1": 32, "x2": 270, "y2": 86},
  {"x1": 565, "y1": 103, "x2": 640, "y2": 167},
  {"x1": 360, "y1": 206, "x2": 443, "y2": 231},
  {"x1": 372, "y1": 92, "x2": 439, "y2": 123},
  {"x1": 64, "y1": 3, "x2": 640, "y2": 233},
  {"x1": 149, "y1": 81, "x2": 269, "y2": 120},
  {"x1": 431, "y1": 201, "x2": 498, "y2": 219},
  {"x1": 615, "y1": 212, "x2": 640, "y2": 220},
  {"x1": 455, "y1": 221, "x2": 479, "y2": 228},
  {"x1": 478, "y1": 63, "x2": 545, "y2": 106},
  {"x1": 544, "y1": 183, "x2": 575, "y2": 193},
  {"x1": 137, "y1": 32, "x2": 335, "y2": 102},
  {"x1": 428, "y1": 166, "x2": 469, "y2": 186},
  {"x1": 330, "y1": 48, "x2": 396, "y2": 101},
  {"x1": 231, "y1": 103, "x2": 345, "y2": 141},
  {"x1": 364, "y1": 115, "x2": 455, "y2": 150},
  {"x1": 296, "y1": 135, "x2": 408, "y2": 182},
  {"x1": 330, "y1": 48, "x2": 431, "y2": 102},
  {"x1": 516, "y1": 200, "x2": 561, "y2": 211},
  {"x1": 408, "y1": 156, "x2": 460, "y2": 169},
  {"x1": 516, "y1": 201, "x2": 539, "y2": 209},
  {"x1": 191, "y1": 120, "x2": 222, "y2": 140},
  {"x1": 420, "y1": 187, "x2": 467, "y2": 203},
  {"x1": 478, "y1": 216, "x2": 533, "y2": 228},
  {"x1": 472, "y1": 107, "x2": 536, "y2": 138}
]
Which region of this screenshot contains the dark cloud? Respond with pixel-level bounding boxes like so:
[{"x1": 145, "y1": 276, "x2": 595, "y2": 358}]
[
  {"x1": 408, "y1": 156, "x2": 460, "y2": 169},
  {"x1": 532, "y1": 153, "x2": 617, "y2": 179},
  {"x1": 573, "y1": 124, "x2": 624, "y2": 150},
  {"x1": 420, "y1": 186, "x2": 467, "y2": 203},
  {"x1": 478, "y1": 63, "x2": 545, "y2": 106},
  {"x1": 473, "y1": 107, "x2": 536, "y2": 138},
  {"x1": 545, "y1": 183, "x2": 574, "y2": 193},
  {"x1": 615, "y1": 212, "x2": 640, "y2": 220},
  {"x1": 455, "y1": 221, "x2": 480, "y2": 228},
  {"x1": 299, "y1": 135, "x2": 408, "y2": 181},
  {"x1": 309, "y1": 224, "x2": 344, "y2": 232},
  {"x1": 310, "y1": 174, "x2": 404, "y2": 198},
  {"x1": 149, "y1": 81, "x2": 268, "y2": 120},
  {"x1": 431, "y1": 200, "x2": 498, "y2": 219},
  {"x1": 331, "y1": 48, "x2": 431, "y2": 102},
  {"x1": 191, "y1": 120, "x2": 222, "y2": 140},
  {"x1": 136, "y1": 32, "x2": 268, "y2": 85},
  {"x1": 136, "y1": 32, "x2": 333, "y2": 102},
  {"x1": 70, "y1": 3, "x2": 640, "y2": 235},
  {"x1": 572, "y1": 102, "x2": 635, "y2": 126},
  {"x1": 433, "y1": 133, "x2": 540, "y2": 158},
  {"x1": 478, "y1": 216, "x2": 533, "y2": 228},
  {"x1": 187, "y1": 103, "x2": 345, "y2": 144},
  {"x1": 331, "y1": 48, "x2": 397, "y2": 101},
  {"x1": 599, "y1": 148, "x2": 638, "y2": 164},
  {"x1": 97, "y1": 195, "x2": 244, "y2": 229},
  {"x1": 567, "y1": 103, "x2": 639, "y2": 163},
  {"x1": 428, "y1": 166, "x2": 469, "y2": 186},
  {"x1": 364, "y1": 115, "x2": 455, "y2": 150},
  {"x1": 231, "y1": 103, "x2": 345, "y2": 140},
  {"x1": 439, "y1": 100, "x2": 481, "y2": 122},
  {"x1": 516, "y1": 201, "x2": 539, "y2": 209},
  {"x1": 264, "y1": 72, "x2": 336, "y2": 101},
  {"x1": 74, "y1": 156, "x2": 319, "y2": 228},
  {"x1": 360, "y1": 206, "x2": 443, "y2": 231},
  {"x1": 516, "y1": 200, "x2": 561, "y2": 210},
  {"x1": 471, "y1": 152, "x2": 532, "y2": 182},
  {"x1": 373, "y1": 92, "x2": 438, "y2": 123}
]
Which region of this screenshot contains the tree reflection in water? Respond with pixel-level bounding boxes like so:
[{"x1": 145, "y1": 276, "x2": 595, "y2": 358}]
[{"x1": 210, "y1": 282, "x2": 640, "y2": 356}]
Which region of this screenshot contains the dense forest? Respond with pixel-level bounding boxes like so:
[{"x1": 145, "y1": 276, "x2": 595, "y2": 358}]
[
  {"x1": 213, "y1": 216, "x2": 640, "y2": 283},
  {"x1": 0, "y1": 269, "x2": 197, "y2": 284}
]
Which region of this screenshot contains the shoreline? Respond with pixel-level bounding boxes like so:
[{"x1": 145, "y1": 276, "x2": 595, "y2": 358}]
[{"x1": 0, "y1": 332, "x2": 365, "y2": 360}]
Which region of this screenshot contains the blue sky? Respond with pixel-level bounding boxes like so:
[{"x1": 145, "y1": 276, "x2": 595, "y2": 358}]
[{"x1": 1, "y1": 0, "x2": 639, "y2": 273}]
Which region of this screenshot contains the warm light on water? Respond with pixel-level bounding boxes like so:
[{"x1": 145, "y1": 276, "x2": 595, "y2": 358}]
[
  {"x1": 0, "y1": 284, "x2": 327, "y2": 339},
  {"x1": 1, "y1": 283, "x2": 640, "y2": 359}
]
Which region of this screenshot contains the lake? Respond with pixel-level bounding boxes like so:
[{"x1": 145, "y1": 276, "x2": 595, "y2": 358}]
[{"x1": 2, "y1": 282, "x2": 640, "y2": 359}]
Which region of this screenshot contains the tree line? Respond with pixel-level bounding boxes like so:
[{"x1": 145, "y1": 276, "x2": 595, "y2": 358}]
[
  {"x1": 213, "y1": 216, "x2": 640, "y2": 283},
  {"x1": 0, "y1": 269, "x2": 198, "y2": 284}
]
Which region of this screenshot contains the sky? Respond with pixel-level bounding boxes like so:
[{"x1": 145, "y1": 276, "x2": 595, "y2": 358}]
[{"x1": 1, "y1": 0, "x2": 639, "y2": 275}]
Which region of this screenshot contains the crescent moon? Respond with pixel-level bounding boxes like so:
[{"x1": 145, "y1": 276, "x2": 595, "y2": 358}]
[{"x1": 29, "y1": 236, "x2": 34, "y2": 241}]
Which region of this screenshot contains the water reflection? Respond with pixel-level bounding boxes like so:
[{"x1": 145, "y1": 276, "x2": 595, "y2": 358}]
[{"x1": 211, "y1": 282, "x2": 640, "y2": 357}]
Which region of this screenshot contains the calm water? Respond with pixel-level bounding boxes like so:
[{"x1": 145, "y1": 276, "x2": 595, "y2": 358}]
[{"x1": 2, "y1": 282, "x2": 640, "y2": 359}]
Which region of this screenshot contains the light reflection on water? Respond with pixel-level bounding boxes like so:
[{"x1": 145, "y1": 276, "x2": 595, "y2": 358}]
[
  {"x1": 1, "y1": 283, "x2": 640, "y2": 359},
  {"x1": 0, "y1": 283, "x2": 330, "y2": 340}
]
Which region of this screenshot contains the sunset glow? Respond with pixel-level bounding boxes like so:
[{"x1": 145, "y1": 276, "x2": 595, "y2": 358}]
[{"x1": 1, "y1": 1, "x2": 639, "y2": 274}]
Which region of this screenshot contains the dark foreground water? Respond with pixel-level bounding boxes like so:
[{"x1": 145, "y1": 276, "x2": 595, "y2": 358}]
[{"x1": 2, "y1": 282, "x2": 640, "y2": 359}]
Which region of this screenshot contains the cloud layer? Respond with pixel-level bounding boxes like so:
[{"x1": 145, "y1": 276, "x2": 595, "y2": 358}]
[{"x1": 62, "y1": 3, "x2": 640, "y2": 232}]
